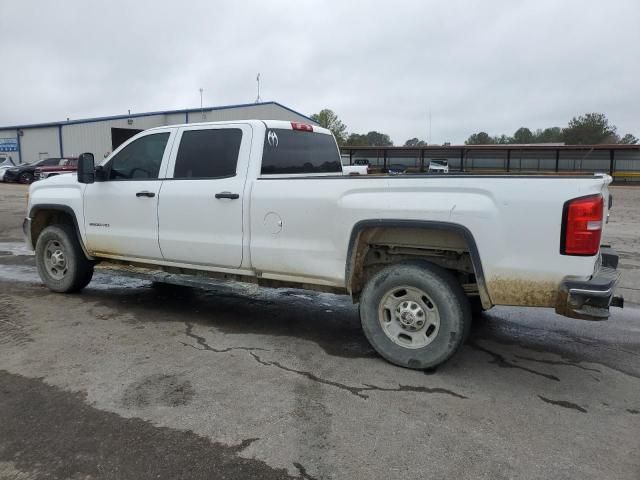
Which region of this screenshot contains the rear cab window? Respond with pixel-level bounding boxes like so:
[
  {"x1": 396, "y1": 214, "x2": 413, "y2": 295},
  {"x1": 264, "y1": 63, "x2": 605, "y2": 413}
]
[{"x1": 260, "y1": 126, "x2": 341, "y2": 176}]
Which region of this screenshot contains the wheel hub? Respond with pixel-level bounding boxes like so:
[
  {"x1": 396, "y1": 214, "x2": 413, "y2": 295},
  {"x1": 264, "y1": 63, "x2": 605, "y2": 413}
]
[
  {"x1": 396, "y1": 301, "x2": 425, "y2": 331},
  {"x1": 50, "y1": 250, "x2": 66, "y2": 268},
  {"x1": 378, "y1": 286, "x2": 440, "y2": 349},
  {"x1": 44, "y1": 240, "x2": 68, "y2": 280}
]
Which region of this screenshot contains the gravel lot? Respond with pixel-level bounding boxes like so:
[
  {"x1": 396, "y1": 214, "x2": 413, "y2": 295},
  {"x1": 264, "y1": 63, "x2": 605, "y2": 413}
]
[{"x1": 0, "y1": 182, "x2": 638, "y2": 480}]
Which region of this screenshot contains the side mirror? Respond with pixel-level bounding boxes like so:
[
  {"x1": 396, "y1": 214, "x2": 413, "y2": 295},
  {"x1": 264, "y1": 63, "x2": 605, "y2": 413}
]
[{"x1": 77, "y1": 153, "x2": 95, "y2": 184}]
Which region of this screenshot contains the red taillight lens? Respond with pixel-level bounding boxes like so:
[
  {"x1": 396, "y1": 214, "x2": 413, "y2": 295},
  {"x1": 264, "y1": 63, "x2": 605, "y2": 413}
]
[
  {"x1": 561, "y1": 194, "x2": 603, "y2": 256},
  {"x1": 291, "y1": 122, "x2": 313, "y2": 132}
]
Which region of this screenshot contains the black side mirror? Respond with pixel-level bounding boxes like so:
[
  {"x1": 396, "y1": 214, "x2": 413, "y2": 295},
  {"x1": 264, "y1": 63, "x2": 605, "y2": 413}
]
[{"x1": 77, "y1": 153, "x2": 95, "y2": 184}]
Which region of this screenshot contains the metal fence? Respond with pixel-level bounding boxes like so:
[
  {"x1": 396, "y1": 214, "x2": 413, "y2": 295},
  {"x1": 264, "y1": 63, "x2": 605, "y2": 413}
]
[{"x1": 340, "y1": 145, "x2": 640, "y2": 183}]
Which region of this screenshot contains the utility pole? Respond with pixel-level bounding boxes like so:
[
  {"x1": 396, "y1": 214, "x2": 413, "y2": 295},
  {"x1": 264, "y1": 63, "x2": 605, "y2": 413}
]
[
  {"x1": 429, "y1": 110, "x2": 432, "y2": 144},
  {"x1": 255, "y1": 73, "x2": 261, "y2": 103},
  {"x1": 200, "y1": 88, "x2": 204, "y2": 120}
]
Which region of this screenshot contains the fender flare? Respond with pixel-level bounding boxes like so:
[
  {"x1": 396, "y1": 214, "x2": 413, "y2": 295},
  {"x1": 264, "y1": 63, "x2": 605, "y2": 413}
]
[
  {"x1": 28, "y1": 204, "x2": 93, "y2": 260},
  {"x1": 345, "y1": 219, "x2": 491, "y2": 307}
]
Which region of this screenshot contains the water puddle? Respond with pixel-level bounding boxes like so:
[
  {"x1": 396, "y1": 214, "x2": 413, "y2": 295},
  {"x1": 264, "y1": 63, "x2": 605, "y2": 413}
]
[{"x1": 0, "y1": 242, "x2": 34, "y2": 257}]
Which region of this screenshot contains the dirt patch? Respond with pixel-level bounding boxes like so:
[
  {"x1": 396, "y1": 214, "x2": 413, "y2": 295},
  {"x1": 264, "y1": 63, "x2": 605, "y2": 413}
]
[
  {"x1": 487, "y1": 277, "x2": 558, "y2": 307},
  {"x1": 122, "y1": 373, "x2": 195, "y2": 408}
]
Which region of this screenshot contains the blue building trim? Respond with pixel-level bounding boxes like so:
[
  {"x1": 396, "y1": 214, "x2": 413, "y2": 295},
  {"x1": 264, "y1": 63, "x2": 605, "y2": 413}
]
[
  {"x1": 0, "y1": 101, "x2": 316, "y2": 130},
  {"x1": 58, "y1": 125, "x2": 64, "y2": 157}
]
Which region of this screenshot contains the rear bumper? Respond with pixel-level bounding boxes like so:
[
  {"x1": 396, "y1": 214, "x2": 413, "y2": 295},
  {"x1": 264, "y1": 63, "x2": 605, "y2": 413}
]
[{"x1": 556, "y1": 247, "x2": 623, "y2": 320}]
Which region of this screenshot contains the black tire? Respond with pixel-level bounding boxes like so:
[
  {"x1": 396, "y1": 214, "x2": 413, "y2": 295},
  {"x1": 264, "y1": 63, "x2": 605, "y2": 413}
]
[
  {"x1": 35, "y1": 224, "x2": 94, "y2": 293},
  {"x1": 359, "y1": 262, "x2": 471, "y2": 369},
  {"x1": 19, "y1": 172, "x2": 34, "y2": 184}
]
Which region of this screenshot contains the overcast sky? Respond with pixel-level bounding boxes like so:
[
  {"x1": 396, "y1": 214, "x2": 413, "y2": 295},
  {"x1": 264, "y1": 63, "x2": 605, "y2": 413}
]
[{"x1": 1, "y1": 0, "x2": 638, "y2": 144}]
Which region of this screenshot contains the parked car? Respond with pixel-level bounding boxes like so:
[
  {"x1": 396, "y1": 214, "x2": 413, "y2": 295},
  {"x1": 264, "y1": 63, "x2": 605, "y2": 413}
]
[
  {"x1": 428, "y1": 159, "x2": 449, "y2": 174},
  {"x1": 25, "y1": 120, "x2": 623, "y2": 370},
  {"x1": 5, "y1": 158, "x2": 69, "y2": 184},
  {"x1": 387, "y1": 164, "x2": 408, "y2": 175},
  {"x1": 0, "y1": 156, "x2": 18, "y2": 182},
  {"x1": 34, "y1": 158, "x2": 78, "y2": 181}
]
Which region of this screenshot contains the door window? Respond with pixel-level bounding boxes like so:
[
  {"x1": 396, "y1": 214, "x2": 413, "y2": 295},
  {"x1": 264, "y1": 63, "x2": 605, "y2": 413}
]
[
  {"x1": 173, "y1": 128, "x2": 242, "y2": 179},
  {"x1": 107, "y1": 133, "x2": 170, "y2": 180}
]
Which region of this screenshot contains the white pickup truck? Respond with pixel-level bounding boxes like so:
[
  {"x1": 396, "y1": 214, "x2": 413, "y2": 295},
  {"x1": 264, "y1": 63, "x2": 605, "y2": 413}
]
[{"x1": 24, "y1": 120, "x2": 623, "y2": 369}]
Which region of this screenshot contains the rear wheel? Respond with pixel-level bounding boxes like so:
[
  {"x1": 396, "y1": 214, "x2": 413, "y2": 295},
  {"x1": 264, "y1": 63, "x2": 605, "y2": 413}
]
[
  {"x1": 35, "y1": 224, "x2": 94, "y2": 292},
  {"x1": 359, "y1": 262, "x2": 471, "y2": 369}
]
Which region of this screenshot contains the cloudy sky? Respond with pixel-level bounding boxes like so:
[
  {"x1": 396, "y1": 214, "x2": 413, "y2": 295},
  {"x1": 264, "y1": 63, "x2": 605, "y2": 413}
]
[{"x1": 1, "y1": 0, "x2": 638, "y2": 144}]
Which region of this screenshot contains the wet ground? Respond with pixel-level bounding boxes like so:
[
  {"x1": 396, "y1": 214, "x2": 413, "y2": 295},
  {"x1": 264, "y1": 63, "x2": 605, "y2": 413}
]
[{"x1": 0, "y1": 182, "x2": 638, "y2": 479}]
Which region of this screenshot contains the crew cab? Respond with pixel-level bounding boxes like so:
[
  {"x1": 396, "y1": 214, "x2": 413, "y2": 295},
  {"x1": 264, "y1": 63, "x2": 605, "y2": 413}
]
[
  {"x1": 34, "y1": 157, "x2": 78, "y2": 181},
  {"x1": 24, "y1": 120, "x2": 623, "y2": 369}
]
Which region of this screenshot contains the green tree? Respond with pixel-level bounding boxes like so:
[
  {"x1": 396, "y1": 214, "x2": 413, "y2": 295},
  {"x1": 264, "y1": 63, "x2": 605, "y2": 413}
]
[
  {"x1": 512, "y1": 127, "x2": 534, "y2": 144},
  {"x1": 465, "y1": 132, "x2": 494, "y2": 145},
  {"x1": 562, "y1": 113, "x2": 618, "y2": 144},
  {"x1": 344, "y1": 133, "x2": 368, "y2": 146},
  {"x1": 344, "y1": 131, "x2": 393, "y2": 146},
  {"x1": 535, "y1": 127, "x2": 563, "y2": 143},
  {"x1": 365, "y1": 131, "x2": 393, "y2": 146},
  {"x1": 310, "y1": 109, "x2": 348, "y2": 144},
  {"x1": 404, "y1": 137, "x2": 427, "y2": 147},
  {"x1": 463, "y1": 113, "x2": 635, "y2": 146},
  {"x1": 619, "y1": 133, "x2": 639, "y2": 145}
]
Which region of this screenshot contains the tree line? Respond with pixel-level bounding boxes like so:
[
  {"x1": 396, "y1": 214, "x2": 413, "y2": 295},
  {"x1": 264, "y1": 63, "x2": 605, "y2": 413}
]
[
  {"x1": 310, "y1": 109, "x2": 393, "y2": 146},
  {"x1": 310, "y1": 110, "x2": 637, "y2": 147},
  {"x1": 465, "y1": 113, "x2": 637, "y2": 145}
]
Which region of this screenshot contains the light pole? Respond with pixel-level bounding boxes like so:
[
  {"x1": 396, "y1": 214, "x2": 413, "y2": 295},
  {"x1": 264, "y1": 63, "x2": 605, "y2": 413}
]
[
  {"x1": 200, "y1": 88, "x2": 204, "y2": 120},
  {"x1": 255, "y1": 73, "x2": 261, "y2": 103}
]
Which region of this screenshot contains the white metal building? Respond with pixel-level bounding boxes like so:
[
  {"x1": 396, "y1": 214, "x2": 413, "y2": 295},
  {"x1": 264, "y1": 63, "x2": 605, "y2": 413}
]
[{"x1": 0, "y1": 101, "x2": 317, "y2": 164}]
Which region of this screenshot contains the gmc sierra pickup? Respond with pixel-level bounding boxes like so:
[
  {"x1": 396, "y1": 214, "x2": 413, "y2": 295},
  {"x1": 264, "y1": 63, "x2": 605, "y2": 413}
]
[{"x1": 24, "y1": 120, "x2": 623, "y2": 369}]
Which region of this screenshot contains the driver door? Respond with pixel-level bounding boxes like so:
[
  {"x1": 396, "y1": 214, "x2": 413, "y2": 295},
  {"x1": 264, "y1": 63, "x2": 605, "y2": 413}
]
[{"x1": 83, "y1": 128, "x2": 176, "y2": 260}]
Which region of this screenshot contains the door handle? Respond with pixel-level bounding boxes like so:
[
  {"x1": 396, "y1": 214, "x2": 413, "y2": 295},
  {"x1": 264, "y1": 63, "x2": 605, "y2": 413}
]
[
  {"x1": 136, "y1": 191, "x2": 156, "y2": 198},
  {"x1": 215, "y1": 192, "x2": 240, "y2": 199}
]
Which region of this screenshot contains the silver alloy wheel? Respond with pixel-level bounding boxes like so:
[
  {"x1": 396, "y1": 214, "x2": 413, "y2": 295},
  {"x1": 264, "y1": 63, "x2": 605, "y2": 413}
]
[
  {"x1": 44, "y1": 239, "x2": 68, "y2": 280},
  {"x1": 378, "y1": 286, "x2": 440, "y2": 349}
]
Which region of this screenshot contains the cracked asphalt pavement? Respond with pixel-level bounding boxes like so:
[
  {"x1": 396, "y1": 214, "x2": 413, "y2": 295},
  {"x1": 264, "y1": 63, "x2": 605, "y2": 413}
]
[{"x1": 0, "y1": 183, "x2": 639, "y2": 479}]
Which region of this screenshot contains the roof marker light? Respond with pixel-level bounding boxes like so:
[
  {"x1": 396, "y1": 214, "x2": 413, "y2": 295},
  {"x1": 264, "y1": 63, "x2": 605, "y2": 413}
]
[{"x1": 291, "y1": 122, "x2": 313, "y2": 132}]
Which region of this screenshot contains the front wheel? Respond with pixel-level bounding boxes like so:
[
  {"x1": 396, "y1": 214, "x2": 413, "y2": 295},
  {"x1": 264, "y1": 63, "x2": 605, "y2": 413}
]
[
  {"x1": 35, "y1": 224, "x2": 94, "y2": 292},
  {"x1": 19, "y1": 172, "x2": 34, "y2": 184},
  {"x1": 359, "y1": 262, "x2": 471, "y2": 369}
]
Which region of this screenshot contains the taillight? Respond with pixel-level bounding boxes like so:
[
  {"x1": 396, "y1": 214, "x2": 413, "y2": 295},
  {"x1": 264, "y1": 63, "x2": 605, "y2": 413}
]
[
  {"x1": 561, "y1": 194, "x2": 604, "y2": 256},
  {"x1": 291, "y1": 122, "x2": 313, "y2": 132}
]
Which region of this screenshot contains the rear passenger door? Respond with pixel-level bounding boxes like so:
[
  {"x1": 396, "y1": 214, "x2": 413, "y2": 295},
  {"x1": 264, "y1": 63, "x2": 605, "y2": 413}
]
[{"x1": 158, "y1": 124, "x2": 252, "y2": 268}]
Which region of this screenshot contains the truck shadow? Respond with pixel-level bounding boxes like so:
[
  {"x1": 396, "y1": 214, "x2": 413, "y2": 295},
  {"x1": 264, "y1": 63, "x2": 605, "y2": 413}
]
[
  {"x1": 84, "y1": 281, "x2": 377, "y2": 360},
  {"x1": 81, "y1": 280, "x2": 638, "y2": 379}
]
